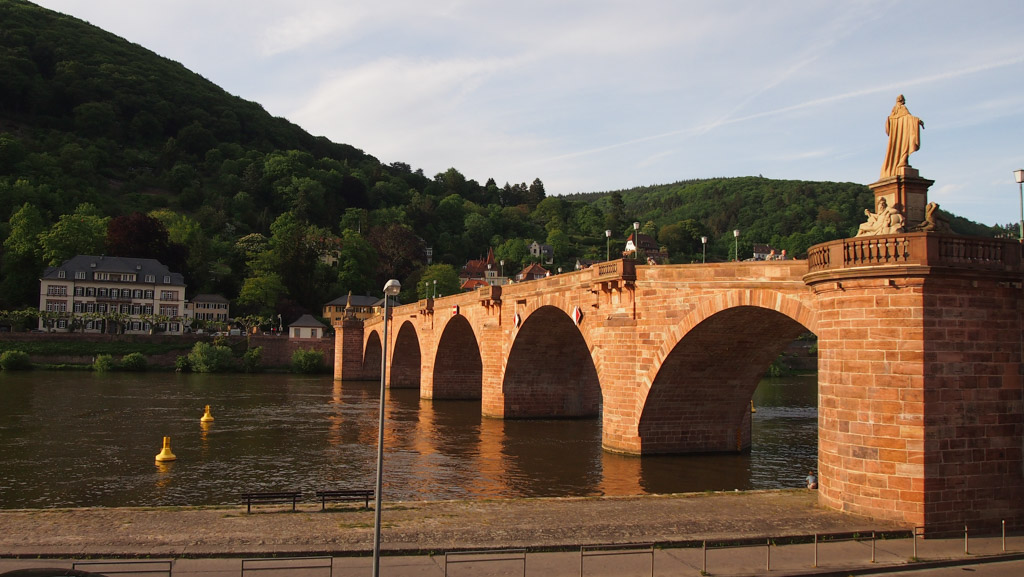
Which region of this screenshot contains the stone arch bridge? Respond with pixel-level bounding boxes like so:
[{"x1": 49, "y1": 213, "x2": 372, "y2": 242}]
[{"x1": 335, "y1": 233, "x2": 1024, "y2": 531}]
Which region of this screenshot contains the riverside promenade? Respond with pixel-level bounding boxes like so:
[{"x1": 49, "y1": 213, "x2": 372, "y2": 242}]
[{"x1": 3, "y1": 490, "x2": 1024, "y2": 576}]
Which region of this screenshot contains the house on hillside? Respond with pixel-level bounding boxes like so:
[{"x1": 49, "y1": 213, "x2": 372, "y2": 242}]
[
  {"x1": 39, "y1": 255, "x2": 187, "y2": 334},
  {"x1": 529, "y1": 241, "x2": 553, "y2": 264},
  {"x1": 289, "y1": 314, "x2": 328, "y2": 339},
  {"x1": 186, "y1": 293, "x2": 230, "y2": 327},
  {"x1": 516, "y1": 262, "x2": 549, "y2": 282},
  {"x1": 323, "y1": 293, "x2": 381, "y2": 324},
  {"x1": 460, "y1": 247, "x2": 507, "y2": 288}
]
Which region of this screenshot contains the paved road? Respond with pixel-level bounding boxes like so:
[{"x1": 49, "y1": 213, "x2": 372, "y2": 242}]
[{"x1": 2, "y1": 490, "x2": 1022, "y2": 576}]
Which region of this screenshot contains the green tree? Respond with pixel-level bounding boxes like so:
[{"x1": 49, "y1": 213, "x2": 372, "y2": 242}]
[
  {"x1": 416, "y1": 264, "x2": 461, "y2": 299},
  {"x1": 39, "y1": 203, "x2": 109, "y2": 265},
  {"x1": 335, "y1": 229, "x2": 377, "y2": 296},
  {"x1": 237, "y1": 273, "x2": 287, "y2": 317},
  {"x1": 546, "y1": 229, "x2": 571, "y2": 265},
  {"x1": 1, "y1": 203, "x2": 47, "y2": 307},
  {"x1": 495, "y1": 238, "x2": 531, "y2": 268}
]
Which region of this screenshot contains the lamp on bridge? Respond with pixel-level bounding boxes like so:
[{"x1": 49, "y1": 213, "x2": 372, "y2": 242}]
[
  {"x1": 500, "y1": 259, "x2": 505, "y2": 280},
  {"x1": 1015, "y1": 169, "x2": 1024, "y2": 243},
  {"x1": 433, "y1": 279, "x2": 437, "y2": 299},
  {"x1": 733, "y1": 229, "x2": 740, "y2": 262},
  {"x1": 605, "y1": 229, "x2": 612, "y2": 261},
  {"x1": 372, "y1": 278, "x2": 402, "y2": 577},
  {"x1": 701, "y1": 236, "x2": 708, "y2": 264}
]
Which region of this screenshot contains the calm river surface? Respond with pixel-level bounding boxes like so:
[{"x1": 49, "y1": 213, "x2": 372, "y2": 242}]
[{"x1": 0, "y1": 372, "x2": 817, "y2": 508}]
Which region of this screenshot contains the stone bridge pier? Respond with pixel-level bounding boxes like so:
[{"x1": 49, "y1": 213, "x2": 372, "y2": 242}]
[{"x1": 335, "y1": 233, "x2": 1024, "y2": 532}]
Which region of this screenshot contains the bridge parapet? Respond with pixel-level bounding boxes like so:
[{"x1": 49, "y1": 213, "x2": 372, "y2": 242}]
[
  {"x1": 589, "y1": 258, "x2": 636, "y2": 292},
  {"x1": 805, "y1": 232, "x2": 1022, "y2": 279}
]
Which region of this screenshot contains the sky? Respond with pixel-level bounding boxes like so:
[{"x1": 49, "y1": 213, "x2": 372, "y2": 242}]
[{"x1": 32, "y1": 0, "x2": 1024, "y2": 226}]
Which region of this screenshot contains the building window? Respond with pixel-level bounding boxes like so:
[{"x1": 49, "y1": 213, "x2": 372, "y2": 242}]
[
  {"x1": 57, "y1": 270, "x2": 66, "y2": 279},
  {"x1": 160, "y1": 305, "x2": 179, "y2": 316},
  {"x1": 133, "y1": 290, "x2": 142, "y2": 299},
  {"x1": 56, "y1": 319, "x2": 67, "y2": 329},
  {"x1": 163, "y1": 275, "x2": 171, "y2": 284},
  {"x1": 86, "y1": 304, "x2": 95, "y2": 313},
  {"x1": 46, "y1": 286, "x2": 67, "y2": 296},
  {"x1": 145, "y1": 274, "x2": 155, "y2": 283},
  {"x1": 160, "y1": 290, "x2": 178, "y2": 301},
  {"x1": 73, "y1": 302, "x2": 83, "y2": 313},
  {"x1": 75, "y1": 271, "x2": 86, "y2": 280},
  {"x1": 74, "y1": 287, "x2": 84, "y2": 296}
]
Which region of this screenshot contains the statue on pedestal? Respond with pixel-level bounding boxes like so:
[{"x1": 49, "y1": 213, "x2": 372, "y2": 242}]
[
  {"x1": 881, "y1": 94, "x2": 924, "y2": 179},
  {"x1": 857, "y1": 197, "x2": 905, "y2": 236}
]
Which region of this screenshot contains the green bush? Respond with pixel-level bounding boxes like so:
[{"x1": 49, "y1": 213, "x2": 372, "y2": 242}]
[
  {"x1": 0, "y1": 350, "x2": 32, "y2": 371},
  {"x1": 291, "y1": 348, "x2": 324, "y2": 374},
  {"x1": 93, "y1": 354, "x2": 114, "y2": 372},
  {"x1": 187, "y1": 342, "x2": 234, "y2": 373},
  {"x1": 175, "y1": 355, "x2": 191, "y2": 372},
  {"x1": 242, "y1": 346, "x2": 262, "y2": 373},
  {"x1": 120, "y1": 352, "x2": 147, "y2": 371}
]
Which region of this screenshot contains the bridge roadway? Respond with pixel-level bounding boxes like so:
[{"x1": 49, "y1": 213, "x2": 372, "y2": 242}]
[{"x1": 333, "y1": 233, "x2": 1024, "y2": 532}]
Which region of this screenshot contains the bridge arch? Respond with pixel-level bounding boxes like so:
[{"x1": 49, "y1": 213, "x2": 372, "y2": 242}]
[
  {"x1": 503, "y1": 305, "x2": 601, "y2": 418},
  {"x1": 363, "y1": 330, "x2": 382, "y2": 378},
  {"x1": 432, "y1": 314, "x2": 483, "y2": 399},
  {"x1": 637, "y1": 294, "x2": 816, "y2": 455},
  {"x1": 390, "y1": 320, "x2": 421, "y2": 389}
]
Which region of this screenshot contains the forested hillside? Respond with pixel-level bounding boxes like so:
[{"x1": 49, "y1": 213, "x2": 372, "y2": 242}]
[{"x1": 0, "y1": 0, "x2": 999, "y2": 323}]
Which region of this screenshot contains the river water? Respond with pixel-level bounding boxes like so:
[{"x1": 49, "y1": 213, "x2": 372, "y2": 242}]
[{"x1": 0, "y1": 372, "x2": 817, "y2": 508}]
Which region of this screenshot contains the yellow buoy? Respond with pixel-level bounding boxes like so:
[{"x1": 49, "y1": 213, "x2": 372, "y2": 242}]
[
  {"x1": 201, "y1": 405, "x2": 215, "y2": 423},
  {"x1": 750, "y1": 400, "x2": 757, "y2": 413},
  {"x1": 155, "y1": 436, "x2": 177, "y2": 462}
]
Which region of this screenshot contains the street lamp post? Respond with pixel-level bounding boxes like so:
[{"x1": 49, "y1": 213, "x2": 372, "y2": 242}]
[
  {"x1": 372, "y1": 279, "x2": 401, "y2": 577},
  {"x1": 432, "y1": 279, "x2": 437, "y2": 299},
  {"x1": 605, "y1": 229, "x2": 612, "y2": 261},
  {"x1": 701, "y1": 236, "x2": 708, "y2": 264},
  {"x1": 1015, "y1": 170, "x2": 1024, "y2": 242},
  {"x1": 500, "y1": 259, "x2": 505, "y2": 281},
  {"x1": 733, "y1": 229, "x2": 740, "y2": 262}
]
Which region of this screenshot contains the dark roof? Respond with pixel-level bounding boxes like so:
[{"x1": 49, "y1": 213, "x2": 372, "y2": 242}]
[
  {"x1": 289, "y1": 314, "x2": 327, "y2": 328},
  {"x1": 191, "y1": 293, "x2": 229, "y2": 303},
  {"x1": 325, "y1": 294, "x2": 381, "y2": 307},
  {"x1": 42, "y1": 255, "x2": 184, "y2": 285}
]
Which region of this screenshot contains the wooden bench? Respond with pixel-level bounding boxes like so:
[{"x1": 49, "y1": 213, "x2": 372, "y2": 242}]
[
  {"x1": 315, "y1": 489, "x2": 374, "y2": 510},
  {"x1": 241, "y1": 491, "x2": 301, "y2": 513}
]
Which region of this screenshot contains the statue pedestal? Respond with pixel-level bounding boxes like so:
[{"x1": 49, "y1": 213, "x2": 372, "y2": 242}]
[{"x1": 869, "y1": 168, "x2": 933, "y2": 227}]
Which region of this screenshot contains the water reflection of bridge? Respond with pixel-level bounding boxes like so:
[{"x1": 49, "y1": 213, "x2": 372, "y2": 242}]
[{"x1": 335, "y1": 232, "x2": 1024, "y2": 531}]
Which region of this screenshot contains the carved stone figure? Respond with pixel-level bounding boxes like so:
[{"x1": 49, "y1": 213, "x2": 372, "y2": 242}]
[
  {"x1": 857, "y1": 197, "x2": 905, "y2": 236},
  {"x1": 908, "y1": 201, "x2": 952, "y2": 233},
  {"x1": 881, "y1": 95, "x2": 924, "y2": 179}
]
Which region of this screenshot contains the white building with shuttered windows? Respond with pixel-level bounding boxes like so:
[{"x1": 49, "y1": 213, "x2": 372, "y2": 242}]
[{"x1": 39, "y1": 255, "x2": 187, "y2": 334}]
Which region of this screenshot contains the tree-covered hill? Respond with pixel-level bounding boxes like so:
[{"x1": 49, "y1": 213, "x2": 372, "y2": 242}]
[{"x1": 0, "y1": 0, "x2": 1001, "y2": 323}]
